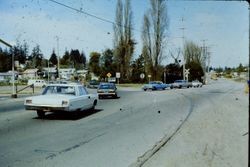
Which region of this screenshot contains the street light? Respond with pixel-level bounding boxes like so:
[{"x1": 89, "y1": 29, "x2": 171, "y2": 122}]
[{"x1": 0, "y1": 38, "x2": 17, "y2": 98}]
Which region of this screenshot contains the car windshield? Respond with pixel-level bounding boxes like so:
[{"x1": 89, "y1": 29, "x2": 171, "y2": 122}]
[
  {"x1": 175, "y1": 80, "x2": 182, "y2": 83},
  {"x1": 42, "y1": 86, "x2": 76, "y2": 95},
  {"x1": 99, "y1": 84, "x2": 115, "y2": 89},
  {"x1": 90, "y1": 80, "x2": 99, "y2": 85}
]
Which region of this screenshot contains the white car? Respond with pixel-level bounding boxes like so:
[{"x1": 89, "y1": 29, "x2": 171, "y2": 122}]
[
  {"x1": 24, "y1": 83, "x2": 98, "y2": 118},
  {"x1": 170, "y1": 80, "x2": 191, "y2": 89},
  {"x1": 192, "y1": 80, "x2": 203, "y2": 88}
]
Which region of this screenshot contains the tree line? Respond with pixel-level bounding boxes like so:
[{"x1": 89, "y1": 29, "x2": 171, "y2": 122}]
[{"x1": 0, "y1": 41, "x2": 86, "y2": 72}]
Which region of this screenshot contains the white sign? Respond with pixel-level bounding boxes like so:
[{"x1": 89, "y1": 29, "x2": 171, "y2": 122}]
[
  {"x1": 116, "y1": 72, "x2": 120, "y2": 78},
  {"x1": 140, "y1": 73, "x2": 145, "y2": 79},
  {"x1": 148, "y1": 75, "x2": 151, "y2": 78}
]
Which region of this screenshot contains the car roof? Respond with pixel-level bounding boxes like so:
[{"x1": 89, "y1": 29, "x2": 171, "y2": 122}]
[
  {"x1": 46, "y1": 83, "x2": 82, "y2": 87},
  {"x1": 100, "y1": 82, "x2": 115, "y2": 85}
]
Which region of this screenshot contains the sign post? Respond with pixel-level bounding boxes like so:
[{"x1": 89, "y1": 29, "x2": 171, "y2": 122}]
[
  {"x1": 148, "y1": 75, "x2": 151, "y2": 82},
  {"x1": 116, "y1": 72, "x2": 120, "y2": 84},
  {"x1": 185, "y1": 69, "x2": 190, "y2": 81}
]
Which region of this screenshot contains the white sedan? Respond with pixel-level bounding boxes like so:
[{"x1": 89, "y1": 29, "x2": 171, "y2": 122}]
[
  {"x1": 192, "y1": 80, "x2": 203, "y2": 88},
  {"x1": 24, "y1": 83, "x2": 98, "y2": 118}
]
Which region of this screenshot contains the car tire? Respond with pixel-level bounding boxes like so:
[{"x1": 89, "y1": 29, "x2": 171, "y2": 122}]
[
  {"x1": 152, "y1": 87, "x2": 156, "y2": 90},
  {"x1": 91, "y1": 100, "x2": 97, "y2": 111},
  {"x1": 37, "y1": 110, "x2": 45, "y2": 118},
  {"x1": 170, "y1": 86, "x2": 173, "y2": 89},
  {"x1": 179, "y1": 86, "x2": 182, "y2": 89},
  {"x1": 143, "y1": 88, "x2": 147, "y2": 91}
]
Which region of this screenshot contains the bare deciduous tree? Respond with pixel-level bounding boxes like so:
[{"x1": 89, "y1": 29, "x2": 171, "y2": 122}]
[
  {"x1": 113, "y1": 0, "x2": 135, "y2": 81},
  {"x1": 141, "y1": 0, "x2": 168, "y2": 80}
]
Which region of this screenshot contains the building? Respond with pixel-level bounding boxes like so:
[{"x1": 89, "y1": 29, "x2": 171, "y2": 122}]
[
  {"x1": 22, "y1": 68, "x2": 39, "y2": 79},
  {"x1": 0, "y1": 71, "x2": 19, "y2": 82},
  {"x1": 43, "y1": 67, "x2": 57, "y2": 80},
  {"x1": 59, "y1": 68, "x2": 76, "y2": 80}
]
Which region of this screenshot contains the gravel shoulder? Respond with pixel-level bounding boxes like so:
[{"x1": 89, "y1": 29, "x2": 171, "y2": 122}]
[{"x1": 142, "y1": 80, "x2": 248, "y2": 167}]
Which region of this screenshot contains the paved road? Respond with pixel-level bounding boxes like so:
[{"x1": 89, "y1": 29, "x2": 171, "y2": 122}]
[{"x1": 0, "y1": 79, "x2": 248, "y2": 167}]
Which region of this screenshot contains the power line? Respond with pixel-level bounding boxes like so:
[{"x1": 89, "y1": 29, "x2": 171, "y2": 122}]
[
  {"x1": 47, "y1": 0, "x2": 115, "y2": 25},
  {"x1": 46, "y1": 0, "x2": 143, "y2": 34}
]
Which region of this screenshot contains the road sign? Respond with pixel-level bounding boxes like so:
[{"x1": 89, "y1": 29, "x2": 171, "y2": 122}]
[
  {"x1": 185, "y1": 69, "x2": 190, "y2": 73},
  {"x1": 107, "y1": 73, "x2": 112, "y2": 78},
  {"x1": 140, "y1": 73, "x2": 145, "y2": 79},
  {"x1": 116, "y1": 72, "x2": 120, "y2": 78}
]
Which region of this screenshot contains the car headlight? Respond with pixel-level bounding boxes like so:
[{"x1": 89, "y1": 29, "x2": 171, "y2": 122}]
[
  {"x1": 62, "y1": 100, "x2": 69, "y2": 106},
  {"x1": 25, "y1": 99, "x2": 32, "y2": 104}
]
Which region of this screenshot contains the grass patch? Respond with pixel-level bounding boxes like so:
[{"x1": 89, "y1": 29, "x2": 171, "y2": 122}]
[{"x1": 233, "y1": 78, "x2": 247, "y2": 83}]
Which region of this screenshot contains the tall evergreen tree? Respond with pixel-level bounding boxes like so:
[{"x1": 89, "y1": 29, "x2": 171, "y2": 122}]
[
  {"x1": 49, "y1": 49, "x2": 58, "y2": 66},
  {"x1": 30, "y1": 44, "x2": 43, "y2": 70}
]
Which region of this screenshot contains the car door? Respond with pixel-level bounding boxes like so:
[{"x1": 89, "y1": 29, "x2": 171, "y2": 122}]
[
  {"x1": 81, "y1": 86, "x2": 93, "y2": 108},
  {"x1": 76, "y1": 86, "x2": 90, "y2": 110}
]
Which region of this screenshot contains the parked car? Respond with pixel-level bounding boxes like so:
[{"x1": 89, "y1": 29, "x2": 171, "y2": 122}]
[
  {"x1": 170, "y1": 80, "x2": 191, "y2": 89},
  {"x1": 192, "y1": 80, "x2": 203, "y2": 87},
  {"x1": 142, "y1": 81, "x2": 168, "y2": 91},
  {"x1": 24, "y1": 83, "x2": 98, "y2": 118},
  {"x1": 87, "y1": 80, "x2": 100, "y2": 89},
  {"x1": 27, "y1": 79, "x2": 46, "y2": 87},
  {"x1": 97, "y1": 82, "x2": 118, "y2": 99}
]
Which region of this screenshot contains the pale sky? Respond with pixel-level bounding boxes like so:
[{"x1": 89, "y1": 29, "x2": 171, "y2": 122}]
[{"x1": 0, "y1": 0, "x2": 249, "y2": 68}]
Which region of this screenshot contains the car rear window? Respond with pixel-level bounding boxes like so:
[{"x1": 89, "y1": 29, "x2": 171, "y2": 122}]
[
  {"x1": 42, "y1": 86, "x2": 76, "y2": 95},
  {"x1": 99, "y1": 84, "x2": 115, "y2": 89}
]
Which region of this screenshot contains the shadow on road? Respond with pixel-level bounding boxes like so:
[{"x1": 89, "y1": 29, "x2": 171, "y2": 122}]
[{"x1": 33, "y1": 109, "x2": 103, "y2": 121}]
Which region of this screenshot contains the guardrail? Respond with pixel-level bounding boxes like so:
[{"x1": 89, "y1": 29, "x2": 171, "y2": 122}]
[{"x1": 16, "y1": 84, "x2": 34, "y2": 94}]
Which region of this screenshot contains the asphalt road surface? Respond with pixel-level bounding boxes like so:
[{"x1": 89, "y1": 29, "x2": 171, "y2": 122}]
[{"x1": 0, "y1": 79, "x2": 248, "y2": 167}]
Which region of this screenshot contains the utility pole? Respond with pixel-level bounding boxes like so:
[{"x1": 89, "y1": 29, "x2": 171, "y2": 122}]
[
  {"x1": 201, "y1": 39, "x2": 208, "y2": 84},
  {"x1": 207, "y1": 50, "x2": 211, "y2": 84},
  {"x1": 0, "y1": 38, "x2": 16, "y2": 98},
  {"x1": 180, "y1": 17, "x2": 186, "y2": 80},
  {"x1": 55, "y1": 36, "x2": 60, "y2": 80},
  {"x1": 248, "y1": 5, "x2": 250, "y2": 82}
]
